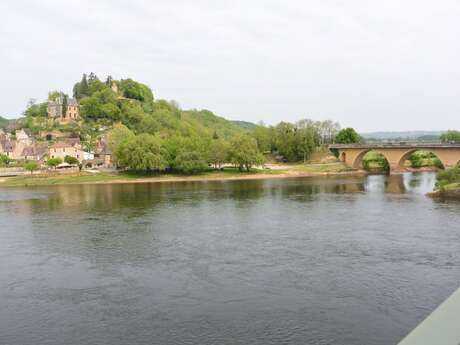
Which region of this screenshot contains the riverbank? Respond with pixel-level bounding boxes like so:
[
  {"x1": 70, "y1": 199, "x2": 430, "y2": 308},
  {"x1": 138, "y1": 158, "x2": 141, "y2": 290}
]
[
  {"x1": 427, "y1": 183, "x2": 460, "y2": 199},
  {"x1": 0, "y1": 163, "x2": 366, "y2": 187}
]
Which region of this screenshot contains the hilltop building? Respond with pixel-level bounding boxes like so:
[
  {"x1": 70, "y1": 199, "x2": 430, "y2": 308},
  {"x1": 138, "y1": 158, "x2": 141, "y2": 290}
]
[{"x1": 47, "y1": 95, "x2": 80, "y2": 122}]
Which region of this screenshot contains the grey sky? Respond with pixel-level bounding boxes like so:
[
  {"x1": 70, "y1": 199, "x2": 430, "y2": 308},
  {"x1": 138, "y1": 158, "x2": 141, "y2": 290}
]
[{"x1": 1, "y1": 0, "x2": 460, "y2": 132}]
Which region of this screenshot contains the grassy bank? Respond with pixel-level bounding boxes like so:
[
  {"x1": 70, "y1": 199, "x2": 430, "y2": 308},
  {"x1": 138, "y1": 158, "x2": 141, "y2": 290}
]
[
  {"x1": 427, "y1": 166, "x2": 460, "y2": 198},
  {"x1": 0, "y1": 163, "x2": 356, "y2": 187}
]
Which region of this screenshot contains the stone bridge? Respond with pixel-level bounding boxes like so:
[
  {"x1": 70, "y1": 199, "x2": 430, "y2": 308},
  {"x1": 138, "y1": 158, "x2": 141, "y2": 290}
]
[{"x1": 329, "y1": 143, "x2": 460, "y2": 173}]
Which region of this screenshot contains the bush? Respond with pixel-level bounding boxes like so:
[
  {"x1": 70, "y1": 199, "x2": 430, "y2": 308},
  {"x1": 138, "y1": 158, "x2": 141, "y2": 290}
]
[
  {"x1": 64, "y1": 155, "x2": 79, "y2": 165},
  {"x1": 47, "y1": 157, "x2": 62, "y2": 168},
  {"x1": 436, "y1": 166, "x2": 460, "y2": 190}
]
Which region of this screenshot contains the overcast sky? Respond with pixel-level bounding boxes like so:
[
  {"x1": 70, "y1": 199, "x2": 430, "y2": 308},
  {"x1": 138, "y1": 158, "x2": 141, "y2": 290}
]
[{"x1": 1, "y1": 1, "x2": 460, "y2": 132}]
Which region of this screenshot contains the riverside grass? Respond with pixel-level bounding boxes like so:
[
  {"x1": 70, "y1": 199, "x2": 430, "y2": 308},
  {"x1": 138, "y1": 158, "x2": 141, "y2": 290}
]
[{"x1": 0, "y1": 163, "x2": 353, "y2": 187}]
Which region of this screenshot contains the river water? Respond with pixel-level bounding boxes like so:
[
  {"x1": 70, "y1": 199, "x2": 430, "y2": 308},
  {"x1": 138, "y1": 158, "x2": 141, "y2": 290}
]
[{"x1": 1, "y1": 172, "x2": 460, "y2": 345}]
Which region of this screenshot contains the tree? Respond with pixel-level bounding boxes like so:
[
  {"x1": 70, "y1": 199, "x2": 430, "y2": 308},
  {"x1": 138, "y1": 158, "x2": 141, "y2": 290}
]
[
  {"x1": 73, "y1": 74, "x2": 89, "y2": 100},
  {"x1": 296, "y1": 119, "x2": 320, "y2": 163},
  {"x1": 174, "y1": 150, "x2": 208, "y2": 173},
  {"x1": 115, "y1": 134, "x2": 169, "y2": 171},
  {"x1": 252, "y1": 125, "x2": 272, "y2": 153},
  {"x1": 0, "y1": 154, "x2": 10, "y2": 166},
  {"x1": 228, "y1": 134, "x2": 264, "y2": 171},
  {"x1": 46, "y1": 157, "x2": 62, "y2": 169},
  {"x1": 24, "y1": 161, "x2": 39, "y2": 174},
  {"x1": 23, "y1": 99, "x2": 47, "y2": 117},
  {"x1": 441, "y1": 130, "x2": 460, "y2": 143},
  {"x1": 335, "y1": 128, "x2": 362, "y2": 144},
  {"x1": 208, "y1": 138, "x2": 229, "y2": 169},
  {"x1": 62, "y1": 94, "x2": 68, "y2": 117},
  {"x1": 64, "y1": 155, "x2": 79, "y2": 165},
  {"x1": 107, "y1": 124, "x2": 135, "y2": 163},
  {"x1": 48, "y1": 91, "x2": 61, "y2": 101},
  {"x1": 119, "y1": 78, "x2": 154, "y2": 103}
]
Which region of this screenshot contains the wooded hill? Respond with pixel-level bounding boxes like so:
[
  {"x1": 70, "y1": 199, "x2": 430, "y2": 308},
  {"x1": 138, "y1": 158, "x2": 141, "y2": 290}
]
[
  {"x1": 23, "y1": 73, "x2": 251, "y2": 140},
  {"x1": 0, "y1": 116, "x2": 9, "y2": 129}
]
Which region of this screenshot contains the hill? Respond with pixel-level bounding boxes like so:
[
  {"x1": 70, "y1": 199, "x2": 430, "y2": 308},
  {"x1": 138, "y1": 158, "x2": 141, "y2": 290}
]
[
  {"x1": 0, "y1": 116, "x2": 9, "y2": 129},
  {"x1": 361, "y1": 131, "x2": 443, "y2": 141},
  {"x1": 231, "y1": 120, "x2": 258, "y2": 130},
  {"x1": 22, "y1": 73, "x2": 249, "y2": 140}
]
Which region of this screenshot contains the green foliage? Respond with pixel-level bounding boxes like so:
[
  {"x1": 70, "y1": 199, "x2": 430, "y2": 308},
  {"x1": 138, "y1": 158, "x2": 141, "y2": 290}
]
[
  {"x1": 252, "y1": 125, "x2": 272, "y2": 153},
  {"x1": 335, "y1": 128, "x2": 361, "y2": 144},
  {"x1": 119, "y1": 79, "x2": 154, "y2": 103},
  {"x1": 115, "y1": 134, "x2": 169, "y2": 171},
  {"x1": 73, "y1": 74, "x2": 90, "y2": 100},
  {"x1": 436, "y1": 166, "x2": 460, "y2": 190},
  {"x1": 0, "y1": 154, "x2": 10, "y2": 166},
  {"x1": 64, "y1": 155, "x2": 79, "y2": 165},
  {"x1": 441, "y1": 130, "x2": 460, "y2": 143},
  {"x1": 408, "y1": 153, "x2": 423, "y2": 168},
  {"x1": 24, "y1": 99, "x2": 47, "y2": 117},
  {"x1": 228, "y1": 134, "x2": 264, "y2": 171},
  {"x1": 0, "y1": 116, "x2": 9, "y2": 129},
  {"x1": 170, "y1": 136, "x2": 210, "y2": 173},
  {"x1": 362, "y1": 151, "x2": 389, "y2": 172},
  {"x1": 46, "y1": 157, "x2": 62, "y2": 168},
  {"x1": 24, "y1": 160, "x2": 39, "y2": 174},
  {"x1": 208, "y1": 138, "x2": 230, "y2": 168}
]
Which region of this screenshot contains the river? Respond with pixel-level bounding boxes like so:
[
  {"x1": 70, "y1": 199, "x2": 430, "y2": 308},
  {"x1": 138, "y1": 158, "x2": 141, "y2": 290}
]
[{"x1": 1, "y1": 172, "x2": 460, "y2": 345}]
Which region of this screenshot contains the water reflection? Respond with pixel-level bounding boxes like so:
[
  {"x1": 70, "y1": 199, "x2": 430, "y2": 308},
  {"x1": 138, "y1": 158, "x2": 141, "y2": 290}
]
[{"x1": 1, "y1": 172, "x2": 458, "y2": 345}]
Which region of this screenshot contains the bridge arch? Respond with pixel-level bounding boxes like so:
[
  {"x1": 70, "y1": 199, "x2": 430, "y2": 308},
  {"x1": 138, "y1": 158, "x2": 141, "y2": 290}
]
[
  {"x1": 347, "y1": 149, "x2": 394, "y2": 172},
  {"x1": 397, "y1": 149, "x2": 445, "y2": 170}
]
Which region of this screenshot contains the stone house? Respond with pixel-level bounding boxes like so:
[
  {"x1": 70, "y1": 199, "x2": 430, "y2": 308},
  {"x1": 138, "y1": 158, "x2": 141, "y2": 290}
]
[
  {"x1": 21, "y1": 144, "x2": 48, "y2": 161},
  {"x1": 49, "y1": 139, "x2": 92, "y2": 162},
  {"x1": 0, "y1": 139, "x2": 15, "y2": 157},
  {"x1": 47, "y1": 95, "x2": 80, "y2": 122},
  {"x1": 15, "y1": 129, "x2": 33, "y2": 145},
  {"x1": 94, "y1": 140, "x2": 113, "y2": 168}
]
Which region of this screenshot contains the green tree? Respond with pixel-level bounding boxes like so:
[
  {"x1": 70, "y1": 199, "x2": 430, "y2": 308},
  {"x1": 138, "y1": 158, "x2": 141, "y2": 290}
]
[
  {"x1": 48, "y1": 91, "x2": 61, "y2": 101},
  {"x1": 116, "y1": 134, "x2": 169, "y2": 171},
  {"x1": 47, "y1": 157, "x2": 62, "y2": 169},
  {"x1": 174, "y1": 150, "x2": 208, "y2": 173},
  {"x1": 296, "y1": 119, "x2": 320, "y2": 163},
  {"x1": 208, "y1": 138, "x2": 229, "y2": 169},
  {"x1": 24, "y1": 160, "x2": 39, "y2": 174},
  {"x1": 0, "y1": 154, "x2": 10, "y2": 166},
  {"x1": 24, "y1": 99, "x2": 47, "y2": 117},
  {"x1": 441, "y1": 130, "x2": 460, "y2": 143},
  {"x1": 107, "y1": 124, "x2": 135, "y2": 163},
  {"x1": 119, "y1": 78, "x2": 154, "y2": 103},
  {"x1": 252, "y1": 125, "x2": 272, "y2": 153},
  {"x1": 228, "y1": 134, "x2": 264, "y2": 171},
  {"x1": 274, "y1": 122, "x2": 298, "y2": 161},
  {"x1": 335, "y1": 128, "x2": 362, "y2": 144},
  {"x1": 64, "y1": 155, "x2": 79, "y2": 165}
]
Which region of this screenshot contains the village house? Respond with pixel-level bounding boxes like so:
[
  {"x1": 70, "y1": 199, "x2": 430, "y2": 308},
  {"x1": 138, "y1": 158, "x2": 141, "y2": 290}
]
[
  {"x1": 47, "y1": 95, "x2": 80, "y2": 122},
  {"x1": 15, "y1": 129, "x2": 33, "y2": 145},
  {"x1": 21, "y1": 143, "x2": 48, "y2": 162},
  {"x1": 49, "y1": 138, "x2": 93, "y2": 162},
  {"x1": 93, "y1": 140, "x2": 113, "y2": 168},
  {"x1": 0, "y1": 139, "x2": 15, "y2": 157}
]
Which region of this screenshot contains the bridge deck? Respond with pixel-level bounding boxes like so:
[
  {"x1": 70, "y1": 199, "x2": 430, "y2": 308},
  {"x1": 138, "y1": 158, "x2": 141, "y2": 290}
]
[{"x1": 329, "y1": 143, "x2": 460, "y2": 149}]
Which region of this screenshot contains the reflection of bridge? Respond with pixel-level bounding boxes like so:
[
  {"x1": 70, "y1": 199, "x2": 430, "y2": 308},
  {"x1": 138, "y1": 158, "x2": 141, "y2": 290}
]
[{"x1": 329, "y1": 143, "x2": 460, "y2": 173}]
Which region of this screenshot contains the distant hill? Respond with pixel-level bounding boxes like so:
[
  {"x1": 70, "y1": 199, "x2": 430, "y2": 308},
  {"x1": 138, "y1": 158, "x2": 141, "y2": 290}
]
[
  {"x1": 0, "y1": 116, "x2": 9, "y2": 129},
  {"x1": 361, "y1": 131, "x2": 443, "y2": 141},
  {"x1": 231, "y1": 120, "x2": 258, "y2": 130}
]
